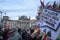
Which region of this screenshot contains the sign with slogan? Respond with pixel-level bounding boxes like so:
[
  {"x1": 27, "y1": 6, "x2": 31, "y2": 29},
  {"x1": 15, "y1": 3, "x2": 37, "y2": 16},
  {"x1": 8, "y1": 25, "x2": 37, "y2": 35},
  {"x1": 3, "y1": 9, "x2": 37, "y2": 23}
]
[{"x1": 40, "y1": 8, "x2": 60, "y2": 31}]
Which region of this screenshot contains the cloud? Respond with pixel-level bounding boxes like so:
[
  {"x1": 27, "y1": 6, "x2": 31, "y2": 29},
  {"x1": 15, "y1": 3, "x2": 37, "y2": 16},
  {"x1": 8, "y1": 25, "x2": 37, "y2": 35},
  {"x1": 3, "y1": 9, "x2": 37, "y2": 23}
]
[
  {"x1": 0, "y1": 0, "x2": 40, "y2": 20},
  {"x1": 30, "y1": 17, "x2": 36, "y2": 20},
  {"x1": 2, "y1": 8, "x2": 36, "y2": 13},
  {"x1": 10, "y1": 17, "x2": 18, "y2": 20}
]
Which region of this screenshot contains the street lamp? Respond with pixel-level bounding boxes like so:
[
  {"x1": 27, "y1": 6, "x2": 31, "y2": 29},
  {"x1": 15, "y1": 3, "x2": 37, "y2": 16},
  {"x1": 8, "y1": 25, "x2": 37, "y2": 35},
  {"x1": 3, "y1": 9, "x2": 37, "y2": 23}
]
[
  {"x1": 0, "y1": 11, "x2": 7, "y2": 23},
  {"x1": 0, "y1": 11, "x2": 3, "y2": 23},
  {"x1": 0, "y1": 11, "x2": 3, "y2": 28}
]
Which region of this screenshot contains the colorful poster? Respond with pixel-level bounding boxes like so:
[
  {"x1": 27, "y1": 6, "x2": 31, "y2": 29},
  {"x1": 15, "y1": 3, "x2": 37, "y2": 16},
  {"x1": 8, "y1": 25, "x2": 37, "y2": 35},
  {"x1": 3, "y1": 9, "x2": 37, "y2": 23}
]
[{"x1": 40, "y1": 9, "x2": 60, "y2": 30}]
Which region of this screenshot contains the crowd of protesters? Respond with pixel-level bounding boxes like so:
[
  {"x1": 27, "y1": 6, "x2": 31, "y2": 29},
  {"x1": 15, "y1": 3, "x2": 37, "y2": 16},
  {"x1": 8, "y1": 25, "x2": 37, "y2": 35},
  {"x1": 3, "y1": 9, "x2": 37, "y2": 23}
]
[
  {"x1": 0, "y1": 24, "x2": 52, "y2": 40},
  {"x1": 0, "y1": 25, "x2": 42, "y2": 40}
]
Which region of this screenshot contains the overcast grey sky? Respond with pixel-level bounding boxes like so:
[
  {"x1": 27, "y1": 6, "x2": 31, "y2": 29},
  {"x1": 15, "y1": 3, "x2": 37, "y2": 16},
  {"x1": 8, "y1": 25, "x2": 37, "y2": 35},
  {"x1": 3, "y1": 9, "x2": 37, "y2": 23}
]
[{"x1": 0, "y1": 0, "x2": 60, "y2": 20}]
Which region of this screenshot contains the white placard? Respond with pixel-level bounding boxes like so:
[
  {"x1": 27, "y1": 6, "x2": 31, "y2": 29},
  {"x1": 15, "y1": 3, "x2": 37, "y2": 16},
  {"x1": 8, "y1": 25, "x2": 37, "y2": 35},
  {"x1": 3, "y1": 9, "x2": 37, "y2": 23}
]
[{"x1": 40, "y1": 9, "x2": 60, "y2": 30}]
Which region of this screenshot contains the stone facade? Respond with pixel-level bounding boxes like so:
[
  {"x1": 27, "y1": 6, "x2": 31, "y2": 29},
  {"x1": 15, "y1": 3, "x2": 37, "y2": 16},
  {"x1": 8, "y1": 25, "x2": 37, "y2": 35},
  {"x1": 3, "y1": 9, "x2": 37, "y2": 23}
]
[{"x1": 3, "y1": 16, "x2": 31, "y2": 29}]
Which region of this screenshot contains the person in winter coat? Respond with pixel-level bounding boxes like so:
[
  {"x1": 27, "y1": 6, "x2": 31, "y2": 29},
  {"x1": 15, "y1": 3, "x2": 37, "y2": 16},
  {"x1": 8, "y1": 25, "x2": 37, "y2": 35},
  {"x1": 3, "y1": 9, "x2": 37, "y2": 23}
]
[
  {"x1": 0, "y1": 28, "x2": 3, "y2": 40},
  {"x1": 3, "y1": 28, "x2": 10, "y2": 40},
  {"x1": 8, "y1": 28, "x2": 22, "y2": 40},
  {"x1": 18, "y1": 28, "x2": 22, "y2": 36}
]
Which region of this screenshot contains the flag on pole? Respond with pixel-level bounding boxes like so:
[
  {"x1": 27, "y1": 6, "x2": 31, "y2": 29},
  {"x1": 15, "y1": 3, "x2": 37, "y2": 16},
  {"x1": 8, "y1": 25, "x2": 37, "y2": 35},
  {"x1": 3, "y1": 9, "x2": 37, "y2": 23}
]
[
  {"x1": 41, "y1": 33, "x2": 47, "y2": 40},
  {"x1": 58, "y1": 4, "x2": 60, "y2": 10},
  {"x1": 52, "y1": 1, "x2": 56, "y2": 10},
  {"x1": 40, "y1": 0, "x2": 45, "y2": 8}
]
